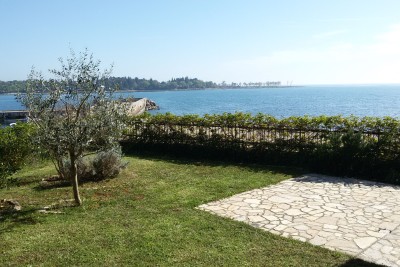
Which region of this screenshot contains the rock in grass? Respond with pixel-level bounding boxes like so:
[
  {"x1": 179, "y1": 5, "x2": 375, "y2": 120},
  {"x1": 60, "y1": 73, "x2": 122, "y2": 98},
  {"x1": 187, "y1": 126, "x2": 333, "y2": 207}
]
[{"x1": 0, "y1": 199, "x2": 22, "y2": 211}]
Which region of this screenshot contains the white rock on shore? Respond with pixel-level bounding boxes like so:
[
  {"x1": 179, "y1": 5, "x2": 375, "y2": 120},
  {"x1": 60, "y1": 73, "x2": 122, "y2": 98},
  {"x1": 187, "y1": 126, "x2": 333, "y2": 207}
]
[{"x1": 121, "y1": 98, "x2": 159, "y2": 116}]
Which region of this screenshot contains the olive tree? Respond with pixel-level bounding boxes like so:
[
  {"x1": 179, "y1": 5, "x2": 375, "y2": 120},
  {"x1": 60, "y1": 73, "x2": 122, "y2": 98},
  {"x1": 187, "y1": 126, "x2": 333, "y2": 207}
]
[{"x1": 19, "y1": 49, "x2": 123, "y2": 205}]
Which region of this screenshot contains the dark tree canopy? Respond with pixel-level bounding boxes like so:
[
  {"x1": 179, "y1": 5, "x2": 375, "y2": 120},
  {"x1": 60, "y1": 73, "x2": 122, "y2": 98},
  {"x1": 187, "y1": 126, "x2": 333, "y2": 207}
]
[
  {"x1": 105, "y1": 76, "x2": 217, "y2": 90},
  {"x1": 0, "y1": 80, "x2": 26, "y2": 93},
  {"x1": 0, "y1": 77, "x2": 218, "y2": 93}
]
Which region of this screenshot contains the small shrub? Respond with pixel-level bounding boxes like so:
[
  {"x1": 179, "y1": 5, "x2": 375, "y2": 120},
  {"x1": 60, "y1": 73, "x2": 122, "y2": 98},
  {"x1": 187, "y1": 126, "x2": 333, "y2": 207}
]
[
  {"x1": 92, "y1": 149, "x2": 124, "y2": 180},
  {"x1": 59, "y1": 157, "x2": 95, "y2": 182},
  {"x1": 59, "y1": 149, "x2": 125, "y2": 182}
]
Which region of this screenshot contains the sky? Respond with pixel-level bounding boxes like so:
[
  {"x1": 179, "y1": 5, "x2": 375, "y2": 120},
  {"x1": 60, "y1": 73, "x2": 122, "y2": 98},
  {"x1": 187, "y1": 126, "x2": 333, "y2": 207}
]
[{"x1": 1, "y1": 0, "x2": 400, "y2": 85}]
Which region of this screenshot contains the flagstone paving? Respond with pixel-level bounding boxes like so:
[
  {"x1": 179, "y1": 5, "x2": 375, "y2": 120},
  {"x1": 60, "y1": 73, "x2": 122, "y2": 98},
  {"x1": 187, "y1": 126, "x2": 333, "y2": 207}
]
[{"x1": 198, "y1": 175, "x2": 400, "y2": 267}]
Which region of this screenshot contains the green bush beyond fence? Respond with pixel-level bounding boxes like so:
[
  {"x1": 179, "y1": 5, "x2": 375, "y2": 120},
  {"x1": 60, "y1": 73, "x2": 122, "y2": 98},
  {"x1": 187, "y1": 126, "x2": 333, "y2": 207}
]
[{"x1": 122, "y1": 112, "x2": 400, "y2": 184}]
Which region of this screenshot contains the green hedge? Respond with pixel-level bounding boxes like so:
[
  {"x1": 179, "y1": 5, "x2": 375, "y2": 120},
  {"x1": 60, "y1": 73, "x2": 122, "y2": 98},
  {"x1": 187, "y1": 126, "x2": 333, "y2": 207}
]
[
  {"x1": 0, "y1": 123, "x2": 35, "y2": 187},
  {"x1": 122, "y1": 112, "x2": 400, "y2": 184}
]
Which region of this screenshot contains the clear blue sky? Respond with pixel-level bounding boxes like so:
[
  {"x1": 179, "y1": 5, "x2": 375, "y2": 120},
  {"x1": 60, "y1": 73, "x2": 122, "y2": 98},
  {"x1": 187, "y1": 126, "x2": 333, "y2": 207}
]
[{"x1": 1, "y1": 0, "x2": 400, "y2": 85}]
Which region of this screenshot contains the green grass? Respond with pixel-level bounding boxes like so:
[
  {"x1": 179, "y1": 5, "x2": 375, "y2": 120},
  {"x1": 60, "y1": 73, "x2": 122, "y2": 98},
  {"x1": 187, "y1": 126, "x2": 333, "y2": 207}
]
[{"x1": 1, "y1": 155, "x2": 379, "y2": 266}]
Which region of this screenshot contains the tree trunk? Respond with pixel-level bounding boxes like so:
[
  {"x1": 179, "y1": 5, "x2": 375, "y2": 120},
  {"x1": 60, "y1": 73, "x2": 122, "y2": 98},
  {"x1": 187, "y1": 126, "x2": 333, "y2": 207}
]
[{"x1": 69, "y1": 154, "x2": 82, "y2": 205}]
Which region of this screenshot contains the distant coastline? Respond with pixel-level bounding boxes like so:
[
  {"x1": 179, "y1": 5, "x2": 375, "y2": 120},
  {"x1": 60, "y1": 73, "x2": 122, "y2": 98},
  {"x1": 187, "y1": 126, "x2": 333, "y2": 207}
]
[
  {"x1": 117, "y1": 85, "x2": 303, "y2": 93},
  {"x1": 4, "y1": 83, "x2": 400, "y2": 95},
  {"x1": 0, "y1": 77, "x2": 294, "y2": 94},
  {"x1": 0, "y1": 85, "x2": 303, "y2": 94}
]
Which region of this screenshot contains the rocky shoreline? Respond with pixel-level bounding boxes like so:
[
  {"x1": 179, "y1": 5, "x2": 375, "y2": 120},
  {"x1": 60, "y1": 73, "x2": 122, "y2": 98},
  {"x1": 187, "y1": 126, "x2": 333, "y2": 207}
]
[
  {"x1": 118, "y1": 97, "x2": 159, "y2": 116},
  {"x1": 145, "y1": 99, "x2": 159, "y2": 111},
  {"x1": 1, "y1": 98, "x2": 159, "y2": 126}
]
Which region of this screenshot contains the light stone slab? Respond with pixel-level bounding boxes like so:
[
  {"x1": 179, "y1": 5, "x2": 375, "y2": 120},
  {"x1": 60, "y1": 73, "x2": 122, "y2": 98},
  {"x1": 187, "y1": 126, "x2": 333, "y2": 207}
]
[{"x1": 198, "y1": 174, "x2": 400, "y2": 267}]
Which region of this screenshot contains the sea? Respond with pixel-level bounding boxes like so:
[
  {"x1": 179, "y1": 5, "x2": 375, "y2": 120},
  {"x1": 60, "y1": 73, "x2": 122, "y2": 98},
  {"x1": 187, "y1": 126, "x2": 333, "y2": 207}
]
[{"x1": 1, "y1": 84, "x2": 400, "y2": 118}]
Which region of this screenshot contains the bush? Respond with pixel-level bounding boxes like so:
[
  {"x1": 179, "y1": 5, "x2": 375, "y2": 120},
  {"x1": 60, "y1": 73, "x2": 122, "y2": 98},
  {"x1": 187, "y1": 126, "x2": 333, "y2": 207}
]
[
  {"x1": 59, "y1": 157, "x2": 95, "y2": 182},
  {"x1": 59, "y1": 149, "x2": 124, "y2": 182},
  {"x1": 92, "y1": 149, "x2": 124, "y2": 180},
  {"x1": 0, "y1": 123, "x2": 35, "y2": 188}
]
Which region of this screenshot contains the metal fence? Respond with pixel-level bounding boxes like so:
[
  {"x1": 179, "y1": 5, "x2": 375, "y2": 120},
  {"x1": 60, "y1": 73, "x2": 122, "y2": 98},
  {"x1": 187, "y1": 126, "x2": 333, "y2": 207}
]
[
  {"x1": 121, "y1": 119, "x2": 400, "y2": 184},
  {"x1": 123, "y1": 121, "x2": 385, "y2": 148}
]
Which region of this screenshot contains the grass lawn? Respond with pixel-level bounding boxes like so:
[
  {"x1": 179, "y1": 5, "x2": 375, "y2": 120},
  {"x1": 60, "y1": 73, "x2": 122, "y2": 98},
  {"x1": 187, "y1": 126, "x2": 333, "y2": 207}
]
[{"x1": 1, "y1": 155, "x2": 379, "y2": 266}]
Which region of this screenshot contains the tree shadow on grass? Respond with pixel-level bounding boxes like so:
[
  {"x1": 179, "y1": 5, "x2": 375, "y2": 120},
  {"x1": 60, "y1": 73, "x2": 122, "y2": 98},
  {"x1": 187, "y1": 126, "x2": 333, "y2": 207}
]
[
  {"x1": 32, "y1": 179, "x2": 70, "y2": 191},
  {"x1": 124, "y1": 150, "x2": 306, "y2": 178},
  {"x1": 0, "y1": 208, "x2": 41, "y2": 235},
  {"x1": 32, "y1": 175, "x2": 119, "y2": 192},
  {"x1": 293, "y1": 174, "x2": 400, "y2": 189},
  {"x1": 8, "y1": 176, "x2": 39, "y2": 187},
  {"x1": 1, "y1": 200, "x2": 77, "y2": 236},
  {"x1": 339, "y1": 258, "x2": 386, "y2": 267}
]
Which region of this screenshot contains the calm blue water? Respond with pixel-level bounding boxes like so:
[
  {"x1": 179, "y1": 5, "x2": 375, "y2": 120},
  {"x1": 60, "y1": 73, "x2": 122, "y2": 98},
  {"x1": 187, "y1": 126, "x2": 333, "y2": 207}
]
[{"x1": 2, "y1": 85, "x2": 400, "y2": 118}]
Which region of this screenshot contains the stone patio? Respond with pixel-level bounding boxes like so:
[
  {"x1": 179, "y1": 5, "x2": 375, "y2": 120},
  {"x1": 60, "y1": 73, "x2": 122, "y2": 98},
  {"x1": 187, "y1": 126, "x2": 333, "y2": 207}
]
[{"x1": 198, "y1": 175, "x2": 400, "y2": 267}]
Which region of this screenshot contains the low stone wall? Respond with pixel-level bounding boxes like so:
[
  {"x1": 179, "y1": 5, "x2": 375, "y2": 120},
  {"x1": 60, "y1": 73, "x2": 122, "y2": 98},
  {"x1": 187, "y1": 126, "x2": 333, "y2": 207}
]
[
  {"x1": 0, "y1": 98, "x2": 159, "y2": 123},
  {"x1": 0, "y1": 111, "x2": 28, "y2": 123}
]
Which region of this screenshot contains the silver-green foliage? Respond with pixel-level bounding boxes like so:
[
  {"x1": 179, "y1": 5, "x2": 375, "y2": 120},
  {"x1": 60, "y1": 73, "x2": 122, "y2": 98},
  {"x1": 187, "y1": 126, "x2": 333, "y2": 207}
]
[
  {"x1": 92, "y1": 148, "x2": 124, "y2": 180},
  {"x1": 59, "y1": 148, "x2": 124, "y2": 182},
  {"x1": 19, "y1": 49, "x2": 123, "y2": 205}
]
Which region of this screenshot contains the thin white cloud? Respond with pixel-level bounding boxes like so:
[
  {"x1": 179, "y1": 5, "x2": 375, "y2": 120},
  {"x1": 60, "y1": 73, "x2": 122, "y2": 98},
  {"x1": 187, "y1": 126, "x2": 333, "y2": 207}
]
[
  {"x1": 222, "y1": 24, "x2": 400, "y2": 84},
  {"x1": 314, "y1": 18, "x2": 362, "y2": 22},
  {"x1": 312, "y1": 30, "x2": 348, "y2": 39},
  {"x1": 282, "y1": 18, "x2": 361, "y2": 27},
  {"x1": 368, "y1": 24, "x2": 400, "y2": 56},
  {"x1": 314, "y1": 17, "x2": 390, "y2": 23}
]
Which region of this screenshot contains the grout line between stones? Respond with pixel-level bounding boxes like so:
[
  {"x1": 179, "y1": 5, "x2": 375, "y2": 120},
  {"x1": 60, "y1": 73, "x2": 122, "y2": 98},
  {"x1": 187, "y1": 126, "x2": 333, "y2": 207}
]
[{"x1": 354, "y1": 221, "x2": 400, "y2": 260}]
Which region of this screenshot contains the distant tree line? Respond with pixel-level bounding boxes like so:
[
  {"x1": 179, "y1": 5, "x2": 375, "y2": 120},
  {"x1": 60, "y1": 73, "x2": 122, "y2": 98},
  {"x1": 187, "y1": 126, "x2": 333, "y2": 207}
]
[
  {"x1": 225, "y1": 81, "x2": 282, "y2": 87},
  {"x1": 0, "y1": 77, "x2": 218, "y2": 93},
  {"x1": 105, "y1": 77, "x2": 218, "y2": 91},
  {"x1": 0, "y1": 80, "x2": 26, "y2": 93},
  {"x1": 0, "y1": 77, "x2": 284, "y2": 93}
]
